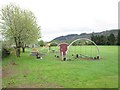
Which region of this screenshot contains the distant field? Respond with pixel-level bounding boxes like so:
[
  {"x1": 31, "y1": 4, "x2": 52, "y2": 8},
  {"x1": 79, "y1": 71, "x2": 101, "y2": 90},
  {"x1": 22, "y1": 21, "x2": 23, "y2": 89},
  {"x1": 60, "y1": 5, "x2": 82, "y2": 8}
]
[{"x1": 2, "y1": 46, "x2": 118, "y2": 88}]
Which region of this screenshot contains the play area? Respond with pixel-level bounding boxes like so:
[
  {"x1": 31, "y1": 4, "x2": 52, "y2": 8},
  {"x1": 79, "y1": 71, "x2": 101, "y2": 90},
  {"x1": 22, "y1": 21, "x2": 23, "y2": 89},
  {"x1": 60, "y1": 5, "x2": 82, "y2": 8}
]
[
  {"x1": 2, "y1": 38, "x2": 118, "y2": 88},
  {"x1": 2, "y1": 45, "x2": 118, "y2": 88},
  {"x1": 31, "y1": 38, "x2": 100, "y2": 61}
]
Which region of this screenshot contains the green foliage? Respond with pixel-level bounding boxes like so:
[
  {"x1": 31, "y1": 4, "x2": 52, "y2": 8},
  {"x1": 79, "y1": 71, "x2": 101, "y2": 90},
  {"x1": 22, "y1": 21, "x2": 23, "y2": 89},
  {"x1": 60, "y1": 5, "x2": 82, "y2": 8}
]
[
  {"x1": 51, "y1": 30, "x2": 118, "y2": 44},
  {"x1": 2, "y1": 47, "x2": 10, "y2": 58},
  {"x1": 91, "y1": 33, "x2": 117, "y2": 45},
  {"x1": 2, "y1": 41, "x2": 14, "y2": 58},
  {"x1": 38, "y1": 40, "x2": 44, "y2": 47},
  {"x1": 107, "y1": 33, "x2": 116, "y2": 45},
  {"x1": 50, "y1": 42, "x2": 58, "y2": 46},
  {"x1": 20, "y1": 9, "x2": 41, "y2": 45},
  {"x1": 0, "y1": 4, "x2": 41, "y2": 56}
]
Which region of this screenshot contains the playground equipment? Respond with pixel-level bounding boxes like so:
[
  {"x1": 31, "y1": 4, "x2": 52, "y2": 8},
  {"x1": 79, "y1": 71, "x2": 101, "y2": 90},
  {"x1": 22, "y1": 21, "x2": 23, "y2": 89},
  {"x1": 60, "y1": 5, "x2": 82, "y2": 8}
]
[
  {"x1": 54, "y1": 43, "x2": 68, "y2": 60},
  {"x1": 30, "y1": 48, "x2": 39, "y2": 56},
  {"x1": 30, "y1": 48, "x2": 45, "y2": 59},
  {"x1": 67, "y1": 38, "x2": 100, "y2": 60},
  {"x1": 55, "y1": 38, "x2": 100, "y2": 61},
  {"x1": 59, "y1": 43, "x2": 68, "y2": 60},
  {"x1": 45, "y1": 43, "x2": 51, "y2": 52}
]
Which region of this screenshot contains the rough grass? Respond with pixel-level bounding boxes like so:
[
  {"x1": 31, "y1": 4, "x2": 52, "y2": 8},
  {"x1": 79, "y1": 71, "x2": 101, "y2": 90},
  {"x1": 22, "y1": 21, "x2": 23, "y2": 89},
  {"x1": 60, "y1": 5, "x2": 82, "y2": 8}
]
[{"x1": 2, "y1": 46, "x2": 118, "y2": 88}]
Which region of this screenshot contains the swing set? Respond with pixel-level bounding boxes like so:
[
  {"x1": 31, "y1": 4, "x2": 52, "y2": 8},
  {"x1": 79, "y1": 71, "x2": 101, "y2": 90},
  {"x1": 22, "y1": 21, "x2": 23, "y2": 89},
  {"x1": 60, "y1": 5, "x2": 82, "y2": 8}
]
[{"x1": 54, "y1": 38, "x2": 100, "y2": 61}]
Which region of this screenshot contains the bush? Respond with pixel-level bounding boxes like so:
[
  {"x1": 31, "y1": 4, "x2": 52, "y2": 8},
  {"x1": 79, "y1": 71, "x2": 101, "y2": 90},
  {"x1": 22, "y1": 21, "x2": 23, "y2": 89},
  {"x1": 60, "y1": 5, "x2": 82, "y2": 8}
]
[
  {"x1": 2, "y1": 47, "x2": 10, "y2": 58},
  {"x1": 50, "y1": 43, "x2": 58, "y2": 46}
]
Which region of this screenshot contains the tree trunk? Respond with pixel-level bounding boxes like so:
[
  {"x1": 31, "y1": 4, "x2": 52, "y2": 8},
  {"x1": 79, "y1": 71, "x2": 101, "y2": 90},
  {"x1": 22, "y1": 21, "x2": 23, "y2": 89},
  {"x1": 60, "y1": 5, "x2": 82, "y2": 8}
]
[
  {"x1": 22, "y1": 47, "x2": 25, "y2": 53},
  {"x1": 14, "y1": 37, "x2": 20, "y2": 57},
  {"x1": 16, "y1": 48, "x2": 20, "y2": 57}
]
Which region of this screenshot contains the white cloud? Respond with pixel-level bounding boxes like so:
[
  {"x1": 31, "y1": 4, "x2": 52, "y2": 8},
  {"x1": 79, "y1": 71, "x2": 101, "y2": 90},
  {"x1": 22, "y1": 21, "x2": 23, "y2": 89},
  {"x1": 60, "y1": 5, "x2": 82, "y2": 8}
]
[{"x1": 0, "y1": 0, "x2": 119, "y2": 41}]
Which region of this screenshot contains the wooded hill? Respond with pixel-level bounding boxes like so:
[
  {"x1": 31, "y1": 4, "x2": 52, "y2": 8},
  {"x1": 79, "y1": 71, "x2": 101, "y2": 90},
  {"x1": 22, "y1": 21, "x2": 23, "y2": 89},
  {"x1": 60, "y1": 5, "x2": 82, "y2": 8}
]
[{"x1": 51, "y1": 29, "x2": 118, "y2": 44}]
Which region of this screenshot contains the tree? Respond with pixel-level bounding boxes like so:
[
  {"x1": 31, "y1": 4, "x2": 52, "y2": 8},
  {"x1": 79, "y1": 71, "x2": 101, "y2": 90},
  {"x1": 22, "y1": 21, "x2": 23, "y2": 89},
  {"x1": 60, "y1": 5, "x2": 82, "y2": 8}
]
[
  {"x1": 91, "y1": 34, "x2": 99, "y2": 45},
  {"x1": 107, "y1": 33, "x2": 116, "y2": 45},
  {"x1": 38, "y1": 40, "x2": 44, "y2": 47},
  {"x1": 91, "y1": 34, "x2": 95, "y2": 42},
  {"x1": 99, "y1": 35, "x2": 107, "y2": 45},
  {"x1": 0, "y1": 4, "x2": 40, "y2": 57},
  {"x1": 20, "y1": 10, "x2": 41, "y2": 52},
  {"x1": 50, "y1": 42, "x2": 58, "y2": 46},
  {"x1": 91, "y1": 33, "x2": 117, "y2": 45}
]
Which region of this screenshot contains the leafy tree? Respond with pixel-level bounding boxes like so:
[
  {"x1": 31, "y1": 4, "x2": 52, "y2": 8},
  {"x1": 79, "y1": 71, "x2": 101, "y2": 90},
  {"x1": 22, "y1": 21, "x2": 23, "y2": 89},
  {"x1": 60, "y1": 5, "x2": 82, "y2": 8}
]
[
  {"x1": 38, "y1": 40, "x2": 44, "y2": 47},
  {"x1": 0, "y1": 4, "x2": 40, "y2": 57},
  {"x1": 91, "y1": 34, "x2": 95, "y2": 42},
  {"x1": 50, "y1": 42, "x2": 58, "y2": 46},
  {"x1": 107, "y1": 33, "x2": 116, "y2": 45},
  {"x1": 91, "y1": 33, "x2": 117, "y2": 45},
  {"x1": 96, "y1": 35, "x2": 100, "y2": 45},
  {"x1": 20, "y1": 10, "x2": 41, "y2": 52},
  {"x1": 99, "y1": 35, "x2": 107, "y2": 45}
]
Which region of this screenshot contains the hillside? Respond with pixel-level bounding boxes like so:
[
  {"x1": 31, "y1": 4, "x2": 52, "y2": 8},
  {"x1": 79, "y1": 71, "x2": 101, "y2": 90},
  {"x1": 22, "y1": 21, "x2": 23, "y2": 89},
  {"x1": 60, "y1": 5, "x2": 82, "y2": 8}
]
[{"x1": 51, "y1": 29, "x2": 118, "y2": 43}]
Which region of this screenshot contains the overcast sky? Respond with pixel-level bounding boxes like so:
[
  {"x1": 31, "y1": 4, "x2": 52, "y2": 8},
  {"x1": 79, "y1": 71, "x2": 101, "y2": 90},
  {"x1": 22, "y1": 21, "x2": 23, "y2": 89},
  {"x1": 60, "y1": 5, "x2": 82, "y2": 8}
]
[{"x1": 0, "y1": 0, "x2": 119, "y2": 42}]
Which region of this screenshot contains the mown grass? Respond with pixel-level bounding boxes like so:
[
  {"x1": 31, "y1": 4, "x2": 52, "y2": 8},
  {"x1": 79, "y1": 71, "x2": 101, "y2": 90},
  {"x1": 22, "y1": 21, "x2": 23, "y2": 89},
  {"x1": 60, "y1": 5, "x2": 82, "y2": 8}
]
[{"x1": 2, "y1": 46, "x2": 118, "y2": 88}]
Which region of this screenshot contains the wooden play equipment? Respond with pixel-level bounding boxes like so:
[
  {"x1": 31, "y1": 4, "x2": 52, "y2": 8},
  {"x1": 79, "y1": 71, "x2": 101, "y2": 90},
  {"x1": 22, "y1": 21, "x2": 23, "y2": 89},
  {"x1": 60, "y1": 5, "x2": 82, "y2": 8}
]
[
  {"x1": 45, "y1": 43, "x2": 51, "y2": 52},
  {"x1": 30, "y1": 48, "x2": 39, "y2": 56},
  {"x1": 30, "y1": 48, "x2": 45, "y2": 59}
]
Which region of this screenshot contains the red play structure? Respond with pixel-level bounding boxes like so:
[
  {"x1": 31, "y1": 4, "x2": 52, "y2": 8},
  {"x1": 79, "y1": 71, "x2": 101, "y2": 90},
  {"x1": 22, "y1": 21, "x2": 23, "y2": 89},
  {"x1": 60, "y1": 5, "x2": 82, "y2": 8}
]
[
  {"x1": 54, "y1": 38, "x2": 100, "y2": 61},
  {"x1": 59, "y1": 43, "x2": 68, "y2": 60}
]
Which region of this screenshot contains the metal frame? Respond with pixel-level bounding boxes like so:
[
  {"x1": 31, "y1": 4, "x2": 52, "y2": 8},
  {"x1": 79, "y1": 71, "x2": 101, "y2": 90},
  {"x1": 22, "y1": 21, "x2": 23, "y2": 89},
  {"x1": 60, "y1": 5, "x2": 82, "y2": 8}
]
[{"x1": 66, "y1": 38, "x2": 100, "y2": 59}]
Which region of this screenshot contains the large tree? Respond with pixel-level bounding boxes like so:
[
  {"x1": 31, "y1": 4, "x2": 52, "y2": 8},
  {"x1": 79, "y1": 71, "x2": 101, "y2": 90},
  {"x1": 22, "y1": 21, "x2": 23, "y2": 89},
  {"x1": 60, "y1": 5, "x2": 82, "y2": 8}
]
[
  {"x1": 0, "y1": 4, "x2": 40, "y2": 57},
  {"x1": 19, "y1": 10, "x2": 41, "y2": 52}
]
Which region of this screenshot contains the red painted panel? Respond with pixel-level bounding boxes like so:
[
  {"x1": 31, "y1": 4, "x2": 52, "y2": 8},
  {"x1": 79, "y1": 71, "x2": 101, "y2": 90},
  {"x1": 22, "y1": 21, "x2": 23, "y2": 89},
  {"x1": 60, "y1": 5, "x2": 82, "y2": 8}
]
[{"x1": 59, "y1": 43, "x2": 68, "y2": 55}]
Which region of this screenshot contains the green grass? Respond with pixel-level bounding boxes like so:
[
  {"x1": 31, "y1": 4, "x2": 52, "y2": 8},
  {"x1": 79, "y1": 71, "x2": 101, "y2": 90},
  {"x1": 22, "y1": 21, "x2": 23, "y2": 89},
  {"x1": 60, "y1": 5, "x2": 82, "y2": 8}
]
[{"x1": 2, "y1": 46, "x2": 118, "y2": 88}]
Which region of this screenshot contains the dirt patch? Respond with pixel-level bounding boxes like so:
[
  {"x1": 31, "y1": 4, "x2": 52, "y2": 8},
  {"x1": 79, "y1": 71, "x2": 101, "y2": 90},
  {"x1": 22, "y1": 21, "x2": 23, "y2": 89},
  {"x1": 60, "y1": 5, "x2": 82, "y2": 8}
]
[
  {"x1": 2, "y1": 60, "x2": 19, "y2": 78},
  {"x1": 2, "y1": 67, "x2": 17, "y2": 78},
  {"x1": 2, "y1": 69, "x2": 12, "y2": 78},
  {"x1": 9, "y1": 61, "x2": 18, "y2": 65}
]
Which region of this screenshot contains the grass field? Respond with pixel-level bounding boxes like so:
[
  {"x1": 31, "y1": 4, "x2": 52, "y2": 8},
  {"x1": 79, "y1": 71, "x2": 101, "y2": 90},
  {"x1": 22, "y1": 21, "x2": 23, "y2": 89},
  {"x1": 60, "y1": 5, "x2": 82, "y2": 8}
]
[{"x1": 2, "y1": 46, "x2": 118, "y2": 88}]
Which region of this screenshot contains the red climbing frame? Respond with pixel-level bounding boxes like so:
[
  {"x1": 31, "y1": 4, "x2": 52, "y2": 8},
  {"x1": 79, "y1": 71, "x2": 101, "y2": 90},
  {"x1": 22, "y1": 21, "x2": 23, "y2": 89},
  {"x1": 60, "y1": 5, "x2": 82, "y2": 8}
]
[{"x1": 59, "y1": 43, "x2": 68, "y2": 55}]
